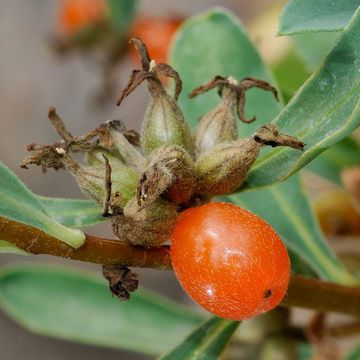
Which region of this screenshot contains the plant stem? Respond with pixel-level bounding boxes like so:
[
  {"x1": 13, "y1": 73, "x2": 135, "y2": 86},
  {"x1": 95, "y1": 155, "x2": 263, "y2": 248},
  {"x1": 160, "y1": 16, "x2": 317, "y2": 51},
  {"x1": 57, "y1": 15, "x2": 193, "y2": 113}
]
[
  {"x1": 1, "y1": 217, "x2": 359, "y2": 317},
  {"x1": 282, "y1": 276, "x2": 360, "y2": 317},
  {"x1": 0, "y1": 217, "x2": 171, "y2": 269}
]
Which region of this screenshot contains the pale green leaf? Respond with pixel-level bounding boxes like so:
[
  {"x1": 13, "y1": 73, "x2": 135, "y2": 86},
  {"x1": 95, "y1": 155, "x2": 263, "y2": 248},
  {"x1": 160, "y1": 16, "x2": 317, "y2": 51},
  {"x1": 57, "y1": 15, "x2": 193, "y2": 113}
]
[
  {"x1": 159, "y1": 317, "x2": 239, "y2": 360},
  {"x1": 244, "y1": 8, "x2": 360, "y2": 190},
  {"x1": 37, "y1": 196, "x2": 107, "y2": 228},
  {"x1": 0, "y1": 163, "x2": 84, "y2": 248},
  {"x1": 0, "y1": 265, "x2": 205, "y2": 355},
  {"x1": 291, "y1": 32, "x2": 340, "y2": 71},
  {"x1": 278, "y1": 0, "x2": 360, "y2": 35}
]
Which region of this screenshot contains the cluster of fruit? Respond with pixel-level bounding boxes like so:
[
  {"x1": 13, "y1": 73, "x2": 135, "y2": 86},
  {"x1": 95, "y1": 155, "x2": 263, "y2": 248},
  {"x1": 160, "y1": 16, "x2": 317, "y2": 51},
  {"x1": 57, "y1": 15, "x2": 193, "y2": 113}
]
[{"x1": 22, "y1": 38, "x2": 304, "y2": 320}]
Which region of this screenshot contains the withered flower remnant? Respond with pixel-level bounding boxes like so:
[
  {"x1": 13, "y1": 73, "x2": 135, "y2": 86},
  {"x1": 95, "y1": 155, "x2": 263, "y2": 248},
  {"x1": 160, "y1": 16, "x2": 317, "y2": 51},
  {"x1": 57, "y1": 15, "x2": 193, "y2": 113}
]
[
  {"x1": 117, "y1": 38, "x2": 193, "y2": 155},
  {"x1": 189, "y1": 76, "x2": 279, "y2": 155}
]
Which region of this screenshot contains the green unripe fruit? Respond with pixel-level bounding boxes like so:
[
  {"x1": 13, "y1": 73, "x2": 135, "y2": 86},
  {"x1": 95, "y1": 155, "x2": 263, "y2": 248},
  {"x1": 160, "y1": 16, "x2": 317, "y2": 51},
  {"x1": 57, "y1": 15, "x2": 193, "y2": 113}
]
[
  {"x1": 141, "y1": 78, "x2": 192, "y2": 155},
  {"x1": 193, "y1": 86, "x2": 238, "y2": 154},
  {"x1": 196, "y1": 138, "x2": 260, "y2": 195}
]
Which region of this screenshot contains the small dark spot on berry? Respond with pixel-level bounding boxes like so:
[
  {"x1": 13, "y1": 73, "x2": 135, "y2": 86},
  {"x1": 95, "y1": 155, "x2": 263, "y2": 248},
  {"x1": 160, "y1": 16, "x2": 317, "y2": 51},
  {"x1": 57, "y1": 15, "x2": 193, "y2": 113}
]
[{"x1": 264, "y1": 289, "x2": 272, "y2": 298}]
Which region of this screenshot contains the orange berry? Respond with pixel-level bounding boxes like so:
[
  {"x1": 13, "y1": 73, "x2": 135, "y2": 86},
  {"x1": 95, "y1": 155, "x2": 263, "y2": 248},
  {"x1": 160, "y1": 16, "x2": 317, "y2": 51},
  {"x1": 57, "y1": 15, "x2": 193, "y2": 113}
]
[
  {"x1": 171, "y1": 202, "x2": 290, "y2": 320},
  {"x1": 58, "y1": 0, "x2": 107, "y2": 36},
  {"x1": 131, "y1": 16, "x2": 183, "y2": 64}
]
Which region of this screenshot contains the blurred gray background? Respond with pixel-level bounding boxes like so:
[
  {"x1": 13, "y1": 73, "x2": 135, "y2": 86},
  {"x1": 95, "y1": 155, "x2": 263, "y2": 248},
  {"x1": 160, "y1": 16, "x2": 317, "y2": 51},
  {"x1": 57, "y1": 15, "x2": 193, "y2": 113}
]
[{"x1": 0, "y1": 1, "x2": 277, "y2": 359}]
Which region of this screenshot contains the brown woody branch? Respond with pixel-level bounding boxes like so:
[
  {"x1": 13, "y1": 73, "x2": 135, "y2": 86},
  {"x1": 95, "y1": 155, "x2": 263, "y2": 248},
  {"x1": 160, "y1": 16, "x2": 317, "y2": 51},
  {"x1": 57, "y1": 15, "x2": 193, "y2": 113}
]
[
  {"x1": 0, "y1": 217, "x2": 171, "y2": 269},
  {"x1": 0, "y1": 217, "x2": 359, "y2": 317}
]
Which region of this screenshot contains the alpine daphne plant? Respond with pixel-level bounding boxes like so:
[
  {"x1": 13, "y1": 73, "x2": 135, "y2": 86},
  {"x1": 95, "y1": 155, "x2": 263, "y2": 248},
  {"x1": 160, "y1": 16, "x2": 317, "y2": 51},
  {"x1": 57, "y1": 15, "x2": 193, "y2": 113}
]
[{"x1": 22, "y1": 38, "x2": 304, "y2": 316}]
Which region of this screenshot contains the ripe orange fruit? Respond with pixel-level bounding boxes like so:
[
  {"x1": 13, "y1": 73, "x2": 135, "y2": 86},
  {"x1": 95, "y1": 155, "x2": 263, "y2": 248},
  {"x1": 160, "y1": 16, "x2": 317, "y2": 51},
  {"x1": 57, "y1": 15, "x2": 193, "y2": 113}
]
[
  {"x1": 131, "y1": 16, "x2": 183, "y2": 64},
  {"x1": 171, "y1": 202, "x2": 290, "y2": 320},
  {"x1": 57, "y1": 0, "x2": 108, "y2": 36}
]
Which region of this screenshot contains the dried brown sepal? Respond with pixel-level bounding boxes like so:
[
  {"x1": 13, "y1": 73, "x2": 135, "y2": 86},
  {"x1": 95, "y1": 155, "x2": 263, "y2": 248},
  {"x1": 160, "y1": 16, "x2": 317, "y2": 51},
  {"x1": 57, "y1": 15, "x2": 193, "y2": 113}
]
[
  {"x1": 98, "y1": 119, "x2": 140, "y2": 147},
  {"x1": 188, "y1": 75, "x2": 228, "y2": 99},
  {"x1": 20, "y1": 144, "x2": 65, "y2": 171},
  {"x1": 152, "y1": 63, "x2": 182, "y2": 100},
  {"x1": 102, "y1": 265, "x2": 139, "y2": 301},
  {"x1": 48, "y1": 107, "x2": 99, "y2": 152},
  {"x1": 130, "y1": 37, "x2": 151, "y2": 71},
  {"x1": 102, "y1": 154, "x2": 112, "y2": 217},
  {"x1": 48, "y1": 106, "x2": 74, "y2": 142},
  {"x1": 253, "y1": 124, "x2": 305, "y2": 150},
  {"x1": 116, "y1": 70, "x2": 150, "y2": 106},
  {"x1": 189, "y1": 76, "x2": 279, "y2": 124},
  {"x1": 122, "y1": 129, "x2": 141, "y2": 147},
  {"x1": 116, "y1": 38, "x2": 182, "y2": 105}
]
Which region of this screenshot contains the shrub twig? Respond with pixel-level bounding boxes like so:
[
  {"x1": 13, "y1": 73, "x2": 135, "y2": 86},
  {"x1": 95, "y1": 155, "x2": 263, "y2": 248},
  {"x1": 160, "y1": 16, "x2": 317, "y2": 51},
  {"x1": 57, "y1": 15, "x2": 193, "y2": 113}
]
[{"x1": 1, "y1": 216, "x2": 359, "y2": 317}]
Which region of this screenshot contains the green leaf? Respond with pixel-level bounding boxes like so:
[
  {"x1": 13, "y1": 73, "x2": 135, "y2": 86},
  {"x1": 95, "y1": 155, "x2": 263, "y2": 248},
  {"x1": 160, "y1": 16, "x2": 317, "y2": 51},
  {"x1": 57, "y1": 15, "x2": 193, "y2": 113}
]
[
  {"x1": 0, "y1": 163, "x2": 85, "y2": 248},
  {"x1": 229, "y1": 173, "x2": 358, "y2": 285},
  {"x1": 307, "y1": 137, "x2": 360, "y2": 185},
  {"x1": 291, "y1": 32, "x2": 340, "y2": 71},
  {"x1": 170, "y1": 8, "x2": 282, "y2": 137},
  {"x1": 107, "y1": 0, "x2": 137, "y2": 33},
  {"x1": 272, "y1": 49, "x2": 310, "y2": 102},
  {"x1": 346, "y1": 345, "x2": 360, "y2": 360},
  {"x1": 0, "y1": 265, "x2": 204, "y2": 355},
  {"x1": 272, "y1": 33, "x2": 339, "y2": 100},
  {"x1": 278, "y1": 0, "x2": 360, "y2": 35},
  {"x1": 244, "y1": 8, "x2": 360, "y2": 190},
  {"x1": 159, "y1": 317, "x2": 239, "y2": 360},
  {"x1": 36, "y1": 196, "x2": 107, "y2": 228},
  {"x1": 0, "y1": 240, "x2": 28, "y2": 255}
]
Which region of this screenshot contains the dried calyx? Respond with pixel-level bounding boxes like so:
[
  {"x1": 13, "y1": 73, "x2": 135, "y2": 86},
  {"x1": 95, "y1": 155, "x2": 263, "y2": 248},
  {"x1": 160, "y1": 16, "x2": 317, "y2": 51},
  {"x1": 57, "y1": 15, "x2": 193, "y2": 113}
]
[
  {"x1": 190, "y1": 76, "x2": 279, "y2": 154},
  {"x1": 21, "y1": 38, "x2": 305, "y2": 300},
  {"x1": 117, "y1": 37, "x2": 192, "y2": 155},
  {"x1": 103, "y1": 265, "x2": 139, "y2": 301}
]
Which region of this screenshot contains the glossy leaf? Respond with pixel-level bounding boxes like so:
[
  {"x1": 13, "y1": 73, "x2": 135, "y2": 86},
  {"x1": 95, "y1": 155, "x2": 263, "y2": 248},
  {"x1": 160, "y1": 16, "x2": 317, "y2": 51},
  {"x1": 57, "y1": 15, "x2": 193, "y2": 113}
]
[
  {"x1": 278, "y1": 0, "x2": 360, "y2": 35},
  {"x1": 0, "y1": 163, "x2": 84, "y2": 248},
  {"x1": 107, "y1": 0, "x2": 137, "y2": 33},
  {"x1": 170, "y1": 8, "x2": 282, "y2": 136},
  {"x1": 229, "y1": 173, "x2": 358, "y2": 285},
  {"x1": 37, "y1": 196, "x2": 107, "y2": 228},
  {"x1": 307, "y1": 137, "x2": 360, "y2": 185},
  {"x1": 244, "y1": 8, "x2": 360, "y2": 190},
  {"x1": 0, "y1": 265, "x2": 204, "y2": 355},
  {"x1": 159, "y1": 317, "x2": 239, "y2": 360}
]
